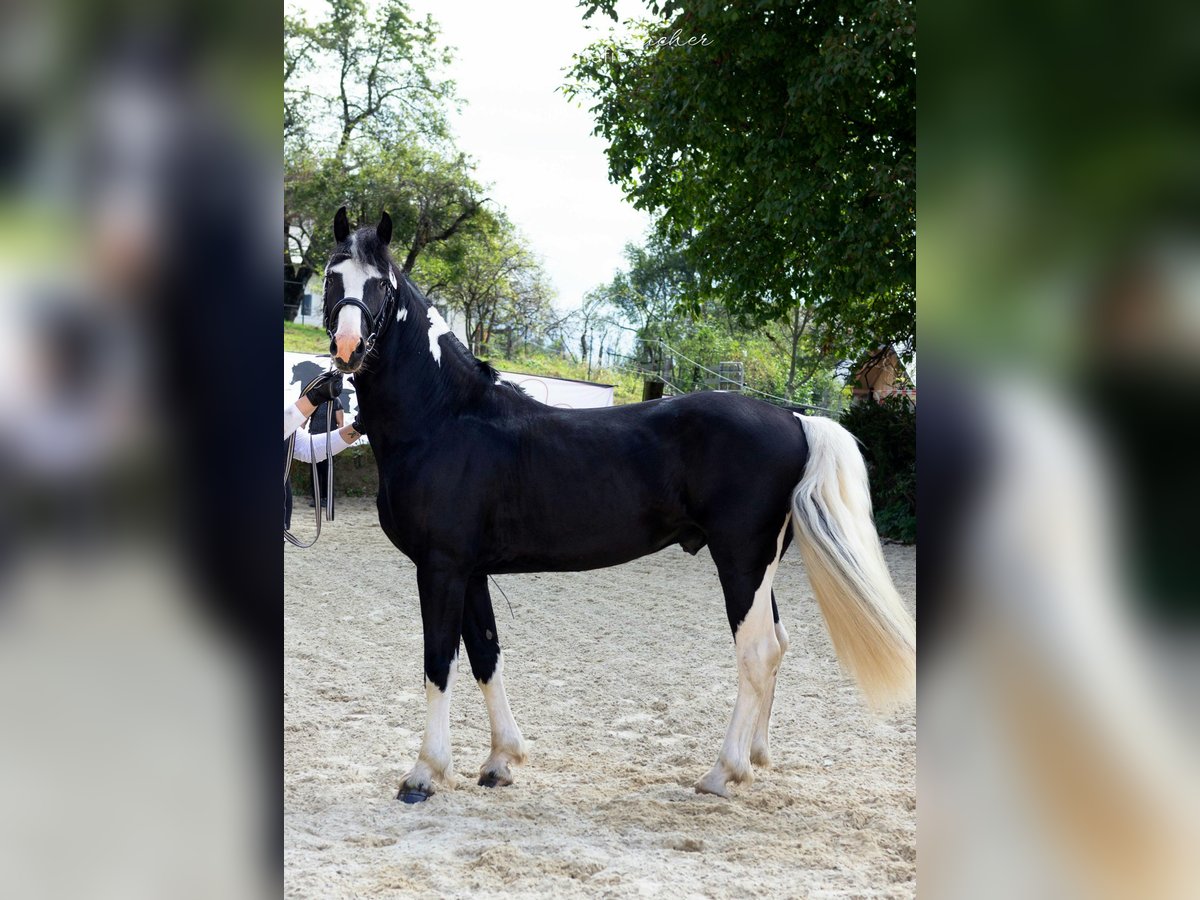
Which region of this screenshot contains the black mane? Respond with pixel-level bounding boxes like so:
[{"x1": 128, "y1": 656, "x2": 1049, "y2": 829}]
[{"x1": 344, "y1": 226, "x2": 530, "y2": 407}]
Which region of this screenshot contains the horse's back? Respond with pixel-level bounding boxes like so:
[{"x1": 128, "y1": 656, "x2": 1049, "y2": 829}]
[{"x1": 480, "y1": 393, "x2": 808, "y2": 569}]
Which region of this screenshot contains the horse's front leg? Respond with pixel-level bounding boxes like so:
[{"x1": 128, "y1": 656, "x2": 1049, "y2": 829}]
[
  {"x1": 397, "y1": 562, "x2": 467, "y2": 803},
  {"x1": 462, "y1": 575, "x2": 527, "y2": 788}
]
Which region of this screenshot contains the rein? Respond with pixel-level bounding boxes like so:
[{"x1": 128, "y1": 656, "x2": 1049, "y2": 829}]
[
  {"x1": 287, "y1": 267, "x2": 396, "y2": 549},
  {"x1": 284, "y1": 371, "x2": 337, "y2": 548}
]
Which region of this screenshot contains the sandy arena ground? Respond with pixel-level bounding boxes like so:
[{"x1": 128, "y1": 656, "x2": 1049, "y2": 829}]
[{"x1": 285, "y1": 498, "x2": 916, "y2": 898}]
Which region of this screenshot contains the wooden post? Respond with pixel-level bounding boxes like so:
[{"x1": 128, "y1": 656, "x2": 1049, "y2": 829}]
[{"x1": 642, "y1": 380, "x2": 664, "y2": 402}]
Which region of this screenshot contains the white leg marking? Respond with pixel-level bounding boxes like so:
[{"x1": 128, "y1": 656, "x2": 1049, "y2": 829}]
[
  {"x1": 751, "y1": 619, "x2": 790, "y2": 768},
  {"x1": 402, "y1": 655, "x2": 459, "y2": 791},
  {"x1": 697, "y1": 517, "x2": 790, "y2": 797},
  {"x1": 478, "y1": 653, "x2": 527, "y2": 785}
]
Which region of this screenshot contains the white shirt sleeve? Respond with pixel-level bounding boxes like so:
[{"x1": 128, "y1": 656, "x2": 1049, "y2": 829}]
[
  {"x1": 284, "y1": 402, "x2": 309, "y2": 440},
  {"x1": 291, "y1": 428, "x2": 352, "y2": 464}
]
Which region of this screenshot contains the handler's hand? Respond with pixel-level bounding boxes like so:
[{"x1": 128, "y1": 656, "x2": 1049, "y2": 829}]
[{"x1": 304, "y1": 371, "x2": 343, "y2": 407}]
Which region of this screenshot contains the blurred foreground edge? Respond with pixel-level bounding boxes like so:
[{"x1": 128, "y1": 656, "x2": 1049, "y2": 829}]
[{"x1": 0, "y1": 2, "x2": 280, "y2": 898}]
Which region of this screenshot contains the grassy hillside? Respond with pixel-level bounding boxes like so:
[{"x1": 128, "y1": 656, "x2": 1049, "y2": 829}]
[
  {"x1": 492, "y1": 353, "x2": 642, "y2": 404},
  {"x1": 284, "y1": 324, "x2": 643, "y2": 403},
  {"x1": 285, "y1": 322, "x2": 328, "y2": 354}
]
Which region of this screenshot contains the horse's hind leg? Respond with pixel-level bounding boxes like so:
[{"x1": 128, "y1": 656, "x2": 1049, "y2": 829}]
[
  {"x1": 750, "y1": 592, "x2": 789, "y2": 768},
  {"x1": 397, "y1": 562, "x2": 467, "y2": 803},
  {"x1": 462, "y1": 575, "x2": 527, "y2": 788},
  {"x1": 697, "y1": 517, "x2": 790, "y2": 797}
]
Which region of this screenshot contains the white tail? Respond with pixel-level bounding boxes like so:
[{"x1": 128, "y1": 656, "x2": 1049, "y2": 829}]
[{"x1": 792, "y1": 414, "x2": 916, "y2": 710}]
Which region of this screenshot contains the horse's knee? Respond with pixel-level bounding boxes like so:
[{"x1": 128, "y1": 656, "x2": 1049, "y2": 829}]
[
  {"x1": 738, "y1": 633, "x2": 783, "y2": 693},
  {"x1": 775, "y1": 620, "x2": 790, "y2": 656}
]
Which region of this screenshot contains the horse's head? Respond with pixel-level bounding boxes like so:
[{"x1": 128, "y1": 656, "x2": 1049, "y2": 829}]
[{"x1": 323, "y1": 206, "x2": 399, "y2": 374}]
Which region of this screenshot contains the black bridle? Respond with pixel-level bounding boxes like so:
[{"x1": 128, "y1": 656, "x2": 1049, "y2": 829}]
[{"x1": 323, "y1": 275, "x2": 397, "y2": 359}]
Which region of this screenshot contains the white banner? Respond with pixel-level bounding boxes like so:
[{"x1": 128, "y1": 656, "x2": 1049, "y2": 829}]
[{"x1": 495, "y1": 371, "x2": 614, "y2": 408}]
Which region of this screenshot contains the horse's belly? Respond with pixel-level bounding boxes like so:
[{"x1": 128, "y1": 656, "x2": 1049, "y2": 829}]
[{"x1": 481, "y1": 506, "x2": 694, "y2": 574}]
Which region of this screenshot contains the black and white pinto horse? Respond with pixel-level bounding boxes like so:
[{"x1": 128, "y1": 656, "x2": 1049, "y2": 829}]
[{"x1": 323, "y1": 208, "x2": 915, "y2": 802}]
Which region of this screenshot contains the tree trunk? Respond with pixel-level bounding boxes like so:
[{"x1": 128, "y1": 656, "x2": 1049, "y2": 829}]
[
  {"x1": 785, "y1": 307, "x2": 801, "y2": 396},
  {"x1": 284, "y1": 263, "x2": 312, "y2": 322}
]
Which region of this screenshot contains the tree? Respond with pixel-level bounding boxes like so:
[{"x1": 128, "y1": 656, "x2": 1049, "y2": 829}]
[
  {"x1": 591, "y1": 232, "x2": 851, "y2": 407},
  {"x1": 286, "y1": 0, "x2": 454, "y2": 158},
  {"x1": 574, "y1": 291, "x2": 623, "y2": 379},
  {"x1": 416, "y1": 214, "x2": 553, "y2": 357},
  {"x1": 283, "y1": 0, "x2": 482, "y2": 320},
  {"x1": 591, "y1": 232, "x2": 698, "y2": 374},
  {"x1": 566, "y1": 0, "x2": 915, "y2": 362}
]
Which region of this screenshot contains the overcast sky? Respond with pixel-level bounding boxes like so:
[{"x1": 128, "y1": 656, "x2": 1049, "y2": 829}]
[
  {"x1": 297, "y1": 0, "x2": 653, "y2": 309},
  {"x1": 406, "y1": 0, "x2": 652, "y2": 309}
]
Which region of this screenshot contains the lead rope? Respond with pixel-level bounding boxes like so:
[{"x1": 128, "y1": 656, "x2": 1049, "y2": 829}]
[
  {"x1": 284, "y1": 371, "x2": 338, "y2": 548},
  {"x1": 291, "y1": 276, "x2": 395, "y2": 547}
]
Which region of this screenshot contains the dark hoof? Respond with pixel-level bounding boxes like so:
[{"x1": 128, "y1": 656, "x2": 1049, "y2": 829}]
[
  {"x1": 478, "y1": 771, "x2": 514, "y2": 789},
  {"x1": 397, "y1": 785, "x2": 434, "y2": 803}
]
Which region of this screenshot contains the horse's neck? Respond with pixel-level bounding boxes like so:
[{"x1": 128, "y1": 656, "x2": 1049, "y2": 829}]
[{"x1": 356, "y1": 296, "x2": 479, "y2": 443}]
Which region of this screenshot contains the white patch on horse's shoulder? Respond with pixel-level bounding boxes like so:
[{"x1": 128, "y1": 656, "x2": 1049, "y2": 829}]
[
  {"x1": 396, "y1": 306, "x2": 408, "y2": 322},
  {"x1": 427, "y1": 305, "x2": 452, "y2": 365}
]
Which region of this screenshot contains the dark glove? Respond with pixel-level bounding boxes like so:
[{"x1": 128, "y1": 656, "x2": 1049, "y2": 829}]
[
  {"x1": 303, "y1": 371, "x2": 343, "y2": 407},
  {"x1": 350, "y1": 413, "x2": 367, "y2": 436}
]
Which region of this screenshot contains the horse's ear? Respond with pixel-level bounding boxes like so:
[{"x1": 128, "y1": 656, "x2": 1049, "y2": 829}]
[
  {"x1": 334, "y1": 206, "x2": 350, "y2": 244},
  {"x1": 377, "y1": 210, "x2": 392, "y2": 246}
]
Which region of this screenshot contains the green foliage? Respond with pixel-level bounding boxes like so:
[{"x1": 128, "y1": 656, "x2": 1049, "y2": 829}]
[
  {"x1": 414, "y1": 211, "x2": 558, "y2": 358},
  {"x1": 566, "y1": 0, "x2": 915, "y2": 362},
  {"x1": 591, "y1": 234, "x2": 852, "y2": 410},
  {"x1": 286, "y1": 0, "x2": 455, "y2": 153},
  {"x1": 287, "y1": 140, "x2": 484, "y2": 273},
  {"x1": 838, "y1": 396, "x2": 915, "y2": 543}
]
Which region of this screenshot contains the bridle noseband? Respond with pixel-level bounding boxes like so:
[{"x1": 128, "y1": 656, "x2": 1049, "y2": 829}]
[{"x1": 324, "y1": 274, "x2": 397, "y2": 358}]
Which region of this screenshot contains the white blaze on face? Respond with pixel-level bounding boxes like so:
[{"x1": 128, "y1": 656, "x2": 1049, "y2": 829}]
[
  {"x1": 333, "y1": 305, "x2": 363, "y2": 355},
  {"x1": 327, "y1": 256, "x2": 383, "y2": 306},
  {"x1": 427, "y1": 305, "x2": 452, "y2": 365},
  {"x1": 327, "y1": 255, "x2": 383, "y2": 361}
]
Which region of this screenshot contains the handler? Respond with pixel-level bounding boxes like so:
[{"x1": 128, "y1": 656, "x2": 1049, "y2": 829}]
[
  {"x1": 285, "y1": 371, "x2": 365, "y2": 531},
  {"x1": 284, "y1": 370, "x2": 365, "y2": 463}
]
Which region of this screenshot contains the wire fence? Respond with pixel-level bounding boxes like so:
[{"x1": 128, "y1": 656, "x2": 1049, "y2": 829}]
[{"x1": 620, "y1": 338, "x2": 842, "y2": 416}]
